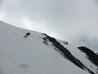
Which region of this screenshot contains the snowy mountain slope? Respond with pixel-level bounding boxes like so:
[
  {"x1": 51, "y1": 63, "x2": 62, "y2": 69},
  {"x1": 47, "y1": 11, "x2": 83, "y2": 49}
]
[
  {"x1": 59, "y1": 41, "x2": 98, "y2": 74},
  {"x1": 0, "y1": 21, "x2": 98, "y2": 74}
]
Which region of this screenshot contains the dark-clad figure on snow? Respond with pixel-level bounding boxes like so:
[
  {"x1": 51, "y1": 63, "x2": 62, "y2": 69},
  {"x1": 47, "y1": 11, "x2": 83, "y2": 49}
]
[{"x1": 24, "y1": 32, "x2": 31, "y2": 38}]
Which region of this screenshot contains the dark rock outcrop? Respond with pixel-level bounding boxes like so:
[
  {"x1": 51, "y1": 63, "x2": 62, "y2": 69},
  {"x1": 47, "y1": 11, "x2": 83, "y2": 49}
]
[{"x1": 78, "y1": 46, "x2": 98, "y2": 67}]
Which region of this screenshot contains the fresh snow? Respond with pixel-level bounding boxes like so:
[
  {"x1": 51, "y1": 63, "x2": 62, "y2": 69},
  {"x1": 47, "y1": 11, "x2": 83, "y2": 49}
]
[{"x1": 0, "y1": 21, "x2": 96, "y2": 74}]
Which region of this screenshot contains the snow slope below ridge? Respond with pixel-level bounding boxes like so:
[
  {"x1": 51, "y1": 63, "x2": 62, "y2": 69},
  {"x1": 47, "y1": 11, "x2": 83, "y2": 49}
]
[
  {"x1": 60, "y1": 41, "x2": 97, "y2": 73},
  {"x1": 0, "y1": 21, "x2": 91, "y2": 74}
]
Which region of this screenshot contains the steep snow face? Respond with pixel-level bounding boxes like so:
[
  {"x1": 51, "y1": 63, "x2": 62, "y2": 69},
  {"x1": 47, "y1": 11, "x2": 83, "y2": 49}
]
[
  {"x1": 0, "y1": 21, "x2": 97, "y2": 74},
  {"x1": 59, "y1": 41, "x2": 98, "y2": 74}
]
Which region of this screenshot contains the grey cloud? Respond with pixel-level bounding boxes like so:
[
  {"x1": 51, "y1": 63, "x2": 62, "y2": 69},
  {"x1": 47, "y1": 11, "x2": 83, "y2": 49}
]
[
  {"x1": 0, "y1": 0, "x2": 82, "y2": 23},
  {"x1": 0, "y1": 0, "x2": 98, "y2": 51}
]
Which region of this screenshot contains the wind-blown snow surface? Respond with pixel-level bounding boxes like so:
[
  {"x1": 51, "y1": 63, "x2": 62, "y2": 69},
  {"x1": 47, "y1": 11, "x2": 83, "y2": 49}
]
[{"x1": 0, "y1": 21, "x2": 97, "y2": 74}]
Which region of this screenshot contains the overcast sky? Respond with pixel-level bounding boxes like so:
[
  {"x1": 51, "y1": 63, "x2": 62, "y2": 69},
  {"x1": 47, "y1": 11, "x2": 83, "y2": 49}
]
[{"x1": 0, "y1": 0, "x2": 98, "y2": 51}]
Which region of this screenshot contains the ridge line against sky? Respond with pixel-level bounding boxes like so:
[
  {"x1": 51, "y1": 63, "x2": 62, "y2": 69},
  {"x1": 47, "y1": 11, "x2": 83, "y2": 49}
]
[{"x1": 0, "y1": 0, "x2": 98, "y2": 51}]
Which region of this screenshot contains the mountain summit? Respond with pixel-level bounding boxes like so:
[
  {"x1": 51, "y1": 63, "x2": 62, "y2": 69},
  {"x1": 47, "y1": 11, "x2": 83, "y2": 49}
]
[{"x1": 0, "y1": 21, "x2": 98, "y2": 74}]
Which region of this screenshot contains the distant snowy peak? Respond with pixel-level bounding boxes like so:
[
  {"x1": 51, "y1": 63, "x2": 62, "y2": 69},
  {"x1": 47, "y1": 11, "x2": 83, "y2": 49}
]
[{"x1": 0, "y1": 21, "x2": 98, "y2": 74}]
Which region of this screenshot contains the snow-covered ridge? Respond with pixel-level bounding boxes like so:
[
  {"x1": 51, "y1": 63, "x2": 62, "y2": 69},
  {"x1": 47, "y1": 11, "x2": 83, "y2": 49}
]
[{"x1": 0, "y1": 21, "x2": 98, "y2": 74}]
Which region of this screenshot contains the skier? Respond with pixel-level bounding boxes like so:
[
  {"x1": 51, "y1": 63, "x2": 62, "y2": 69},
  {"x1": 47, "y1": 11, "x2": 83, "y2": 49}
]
[{"x1": 24, "y1": 32, "x2": 31, "y2": 38}]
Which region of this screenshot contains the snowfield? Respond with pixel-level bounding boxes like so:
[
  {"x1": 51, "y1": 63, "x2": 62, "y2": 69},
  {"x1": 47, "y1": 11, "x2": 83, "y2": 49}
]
[{"x1": 0, "y1": 21, "x2": 98, "y2": 74}]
